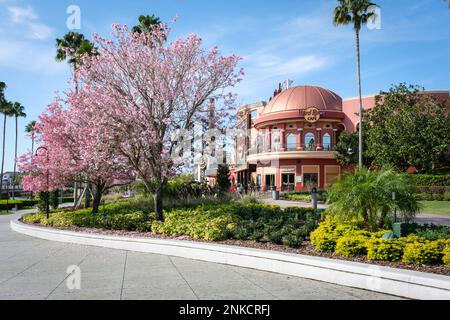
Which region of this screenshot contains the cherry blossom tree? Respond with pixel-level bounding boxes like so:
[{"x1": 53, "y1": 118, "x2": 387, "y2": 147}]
[
  {"x1": 73, "y1": 23, "x2": 243, "y2": 220},
  {"x1": 20, "y1": 98, "x2": 134, "y2": 214}
]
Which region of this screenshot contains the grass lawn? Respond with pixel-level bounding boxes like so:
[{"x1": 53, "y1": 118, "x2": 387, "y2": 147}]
[
  {"x1": 420, "y1": 201, "x2": 450, "y2": 216},
  {"x1": 0, "y1": 210, "x2": 14, "y2": 216}
]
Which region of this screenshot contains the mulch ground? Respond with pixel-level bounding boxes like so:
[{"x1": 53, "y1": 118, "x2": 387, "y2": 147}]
[{"x1": 24, "y1": 221, "x2": 450, "y2": 277}]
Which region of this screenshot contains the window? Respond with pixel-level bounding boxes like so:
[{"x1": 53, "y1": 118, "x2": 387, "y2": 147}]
[
  {"x1": 273, "y1": 134, "x2": 281, "y2": 152},
  {"x1": 286, "y1": 134, "x2": 296, "y2": 151},
  {"x1": 323, "y1": 133, "x2": 331, "y2": 151},
  {"x1": 305, "y1": 133, "x2": 315, "y2": 151}
]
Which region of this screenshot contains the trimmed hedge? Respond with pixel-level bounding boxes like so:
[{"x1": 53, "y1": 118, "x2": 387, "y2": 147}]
[
  {"x1": 412, "y1": 174, "x2": 450, "y2": 187},
  {"x1": 0, "y1": 199, "x2": 39, "y2": 211}
]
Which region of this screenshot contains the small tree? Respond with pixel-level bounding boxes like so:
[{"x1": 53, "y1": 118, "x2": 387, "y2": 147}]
[
  {"x1": 327, "y1": 167, "x2": 420, "y2": 230},
  {"x1": 216, "y1": 165, "x2": 231, "y2": 194},
  {"x1": 366, "y1": 84, "x2": 450, "y2": 172},
  {"x1": 74, "y1": 23, "x2": 243, "y2": 221}
]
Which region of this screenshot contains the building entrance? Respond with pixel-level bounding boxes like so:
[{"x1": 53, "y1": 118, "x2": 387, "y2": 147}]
[{"x1": 282, "y1": 174, "x2": 295, "y2": 191}]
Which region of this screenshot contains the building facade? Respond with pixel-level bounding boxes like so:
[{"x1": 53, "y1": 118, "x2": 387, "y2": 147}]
[{"x1": 234, "y1": 85, "x2": 450, "y2": 192}]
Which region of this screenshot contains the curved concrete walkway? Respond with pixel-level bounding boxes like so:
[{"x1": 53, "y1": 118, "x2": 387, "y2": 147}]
[{"x1": 0, "y1": 210, "x2": 401, "y2": 300}]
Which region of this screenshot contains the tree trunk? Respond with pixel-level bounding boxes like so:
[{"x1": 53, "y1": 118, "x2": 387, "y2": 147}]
[
  {"x1": 84, "y1": 182, "x2": 91, "y2": 209},
  {"x1": 12, "y1": 116, "x2": 18, "y2": 200},
  {"x1": 30, "y1": 133, "x2": 34, "y2": 199},
  {"x1": 153, "y1": 188, "x2": 164, "y2": 222},
  {"x1": 355, "y1": 28, "x2": 364, "y2": 168},
  {"x1": 91, "y1": 184, "x2": 104, "y2": 214},
  {"x1": 0, "y1": 114, "x2": 6, "y2": 199}
]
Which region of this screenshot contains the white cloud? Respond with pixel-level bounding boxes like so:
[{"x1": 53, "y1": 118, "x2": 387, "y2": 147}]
[
  {"x1": 8, "y1": 5, "x2": 38, "y2": 23},
  {"x1": 6, "y1": 5, "x2": 54, "y2": 40}
]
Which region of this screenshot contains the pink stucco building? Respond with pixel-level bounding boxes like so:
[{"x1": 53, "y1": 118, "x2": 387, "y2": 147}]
[{"x1": 233, "y1": 85, "x2": 450, "y2": 192}]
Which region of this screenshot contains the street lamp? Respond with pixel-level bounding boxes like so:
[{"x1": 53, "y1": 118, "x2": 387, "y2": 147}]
[{"x1": 35, "y1": 146, "x2": 50, "y2": 219}]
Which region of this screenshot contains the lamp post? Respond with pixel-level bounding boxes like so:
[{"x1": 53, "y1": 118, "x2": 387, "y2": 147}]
[{"x1": 35, "y1": 146, "x2": 50, "y2": 219}]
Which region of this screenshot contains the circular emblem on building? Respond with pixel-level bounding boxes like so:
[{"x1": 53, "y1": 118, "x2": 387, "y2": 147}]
[{"x1": 304, "y1": 107, "x2": 321, "y2": 123}]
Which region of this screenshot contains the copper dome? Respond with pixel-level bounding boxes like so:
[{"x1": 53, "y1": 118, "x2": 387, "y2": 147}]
[{"x1": 262, "y1": 85, "x2": 343, "y2": 115}]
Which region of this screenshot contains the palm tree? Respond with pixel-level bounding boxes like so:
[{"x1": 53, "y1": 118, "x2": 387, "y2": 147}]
[
  {"x1": 10, "y1": 102, "x2": 26, "y2": 199},
  {"x1": 25, "y1": 121, "x2": 37, "y2": 158},
  {"x1": 0, "y1": 94, "x2": 14, "y2": 198},
  {"x1": 327, "y1": 167, "x2": 420, "y2": 230},
  {"x1": 333, "y1": 0, "x2": 377, "y2": 168},
  {"x1": 56, "y1": 32, "x2": 97, "y2": 72},
  {"x1": 132, "y1": 14, "x2": 161, "y2": 34},
  {"x1": 25, "y1": 120, "x2": 37, "y2": 199}
]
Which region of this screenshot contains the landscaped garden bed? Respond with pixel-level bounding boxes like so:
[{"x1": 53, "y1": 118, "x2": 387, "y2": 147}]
[{"x1": 21, "y1": 199, "x2": 450, "y2": 276}]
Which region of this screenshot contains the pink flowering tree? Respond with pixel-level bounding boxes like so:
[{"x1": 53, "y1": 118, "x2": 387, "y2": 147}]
[
  {"x1": 20, "y1": 98, "x2": 134, "y2": 213},
  {"x1": 73, "y1": 23, "x2": 243, "y2": 220}
]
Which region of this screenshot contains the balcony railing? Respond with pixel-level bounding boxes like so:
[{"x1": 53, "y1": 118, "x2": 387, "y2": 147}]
[{"x1": 250, "y1": 143, "x2": 335, "y2": 154}]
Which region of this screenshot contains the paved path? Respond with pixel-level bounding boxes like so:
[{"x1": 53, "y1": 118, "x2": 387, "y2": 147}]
[
  {"x1": 263, "y1": 199, "x2": 450, "y2": 226},
  {"x1": 0, "y1": 210, "x2": 401, "y2": 300}
]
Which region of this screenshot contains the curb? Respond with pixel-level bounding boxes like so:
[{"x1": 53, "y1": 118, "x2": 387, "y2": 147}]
[{"x1": 11, "y1": 218, "x2": 450, "y2": 300}]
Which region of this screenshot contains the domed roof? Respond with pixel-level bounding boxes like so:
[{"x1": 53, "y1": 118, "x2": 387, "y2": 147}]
[{"x1": 262, "y1": 85, "x2": 343, "y2": 115}]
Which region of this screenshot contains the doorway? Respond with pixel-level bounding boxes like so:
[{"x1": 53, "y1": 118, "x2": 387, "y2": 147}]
[{"x1": 282, "y1": 174, "x2": 295, "y2": 191}]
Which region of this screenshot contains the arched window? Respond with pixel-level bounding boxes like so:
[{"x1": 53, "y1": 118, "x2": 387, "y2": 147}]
[
  {"x1": 273, "y1": 134, "x2": 281, "y2": 152},
  {"x1": 305, "y1": 133, "x2": 315, "y2": 151},
  {"x1": 286, "y1": 134, "x2": 296, "y2": 151},
  {"x1": 323, "y1": 133, "x2": 331, "y2": 151}
]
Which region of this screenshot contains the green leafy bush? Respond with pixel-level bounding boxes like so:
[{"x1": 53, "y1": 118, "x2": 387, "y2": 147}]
[
  {"x1": 0, "y1": 199, "x2": 39, "y2": 211},
  {"x1": 335, "y1": 236, "x2": 369, "y2": 257},
  {"x1": 412, "y1": 174, "x2": 450, "y2": 187},
  {"x1": 408, "y1": 224, "x2": 450, "y2": 241},
  {"x1": 402, "y1": 241, "x2": 443, "y2": 265},
  {"x1": 366, "y1": 239, "x2": 405, "y2": 262}
]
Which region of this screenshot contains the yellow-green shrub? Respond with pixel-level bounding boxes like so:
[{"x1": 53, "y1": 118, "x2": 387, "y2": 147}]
[
  {"x1": 335, "y1": 236, "x2": 369, "y2": 257},
  {"x1": 443, "y1": 246, "x2": 450, "y2": 267},
  {"x1": 310, "y1": 228, "x2": 337, "y2": 252},
  {"x1": 22, "y1": 213, "x2": 46, "y2": 224},
  {"x1": 402, "y1": 241, "x2": 443, "y2": 265},
  {"x1": 367, "y1": 239, "x2": 405, "y2": 262}
]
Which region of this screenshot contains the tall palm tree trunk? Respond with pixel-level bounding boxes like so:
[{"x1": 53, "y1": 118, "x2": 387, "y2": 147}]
[
  {"x1": 355, "y1": 28, "x2": 364, "y2": 168},
  {"x1": 30, "y1": 132, "x2": 35, "y2": 199},
  {"x1": 0, "y1": 114, "x2": 6, "y2": 198},
  {"x1": 12, "y1": 116, "x2": 18, "y2": 199}
]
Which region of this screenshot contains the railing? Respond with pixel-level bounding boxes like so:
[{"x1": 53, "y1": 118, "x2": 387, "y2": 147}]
[{"x1": 248, "y1": 143, "x2": 335, "y2": 155}]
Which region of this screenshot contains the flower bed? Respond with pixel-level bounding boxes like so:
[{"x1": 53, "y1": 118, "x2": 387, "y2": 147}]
[
  {"x1": 22, "y1": 200, "x2": 450, "y2": 274},
  {"x1": 310, "y1": 216, "x2": 450, "y2": 268}
]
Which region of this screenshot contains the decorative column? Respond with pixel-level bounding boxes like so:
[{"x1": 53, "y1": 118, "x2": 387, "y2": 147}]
[
  {"x1": 280, "y1": 129, "x2": 286, "y2": 152},
  {"x1": 333, "y1": 128, "x2": 338, "y2": 150},
  {"x1": 267, "y1": 128, "x2": 272, "y2": 152},
  {"x1": 297, "y1": 128, "x2": 304, "y2": 151},
  {"x1": 316, "y1": 128, "x2": 323, "y2": 151}
]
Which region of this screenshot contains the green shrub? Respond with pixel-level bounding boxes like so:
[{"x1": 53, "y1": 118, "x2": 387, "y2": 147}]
[
  {"x1": 282, "y1": 234, "x2": 303, "y2": 248},
  {"x1": 335, "y1": 236, "x2": 369, "y2": 257},
  {"x1": 366, "y1": 239, "x2": 405, "y2": 262},
  {"x1": 443, "y1": 246, "x2": 450, "y2": 267},
  {"x1": 0, "y1": 199, "x2": 39, "y2": 211},
  {"x1": 402, "y1": 241, "x2": 443, "y2": 265},
  {"x1": 412, "y1": 174, "x2": 450, "y2": 187},
  {"x1": 409, "y1": 224, "x2": 450, "y2": 241}
]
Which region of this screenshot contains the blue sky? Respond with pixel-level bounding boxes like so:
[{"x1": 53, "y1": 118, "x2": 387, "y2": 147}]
[{"x1": 0, "y1": 0, "x2": 449, "y2": 171}]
